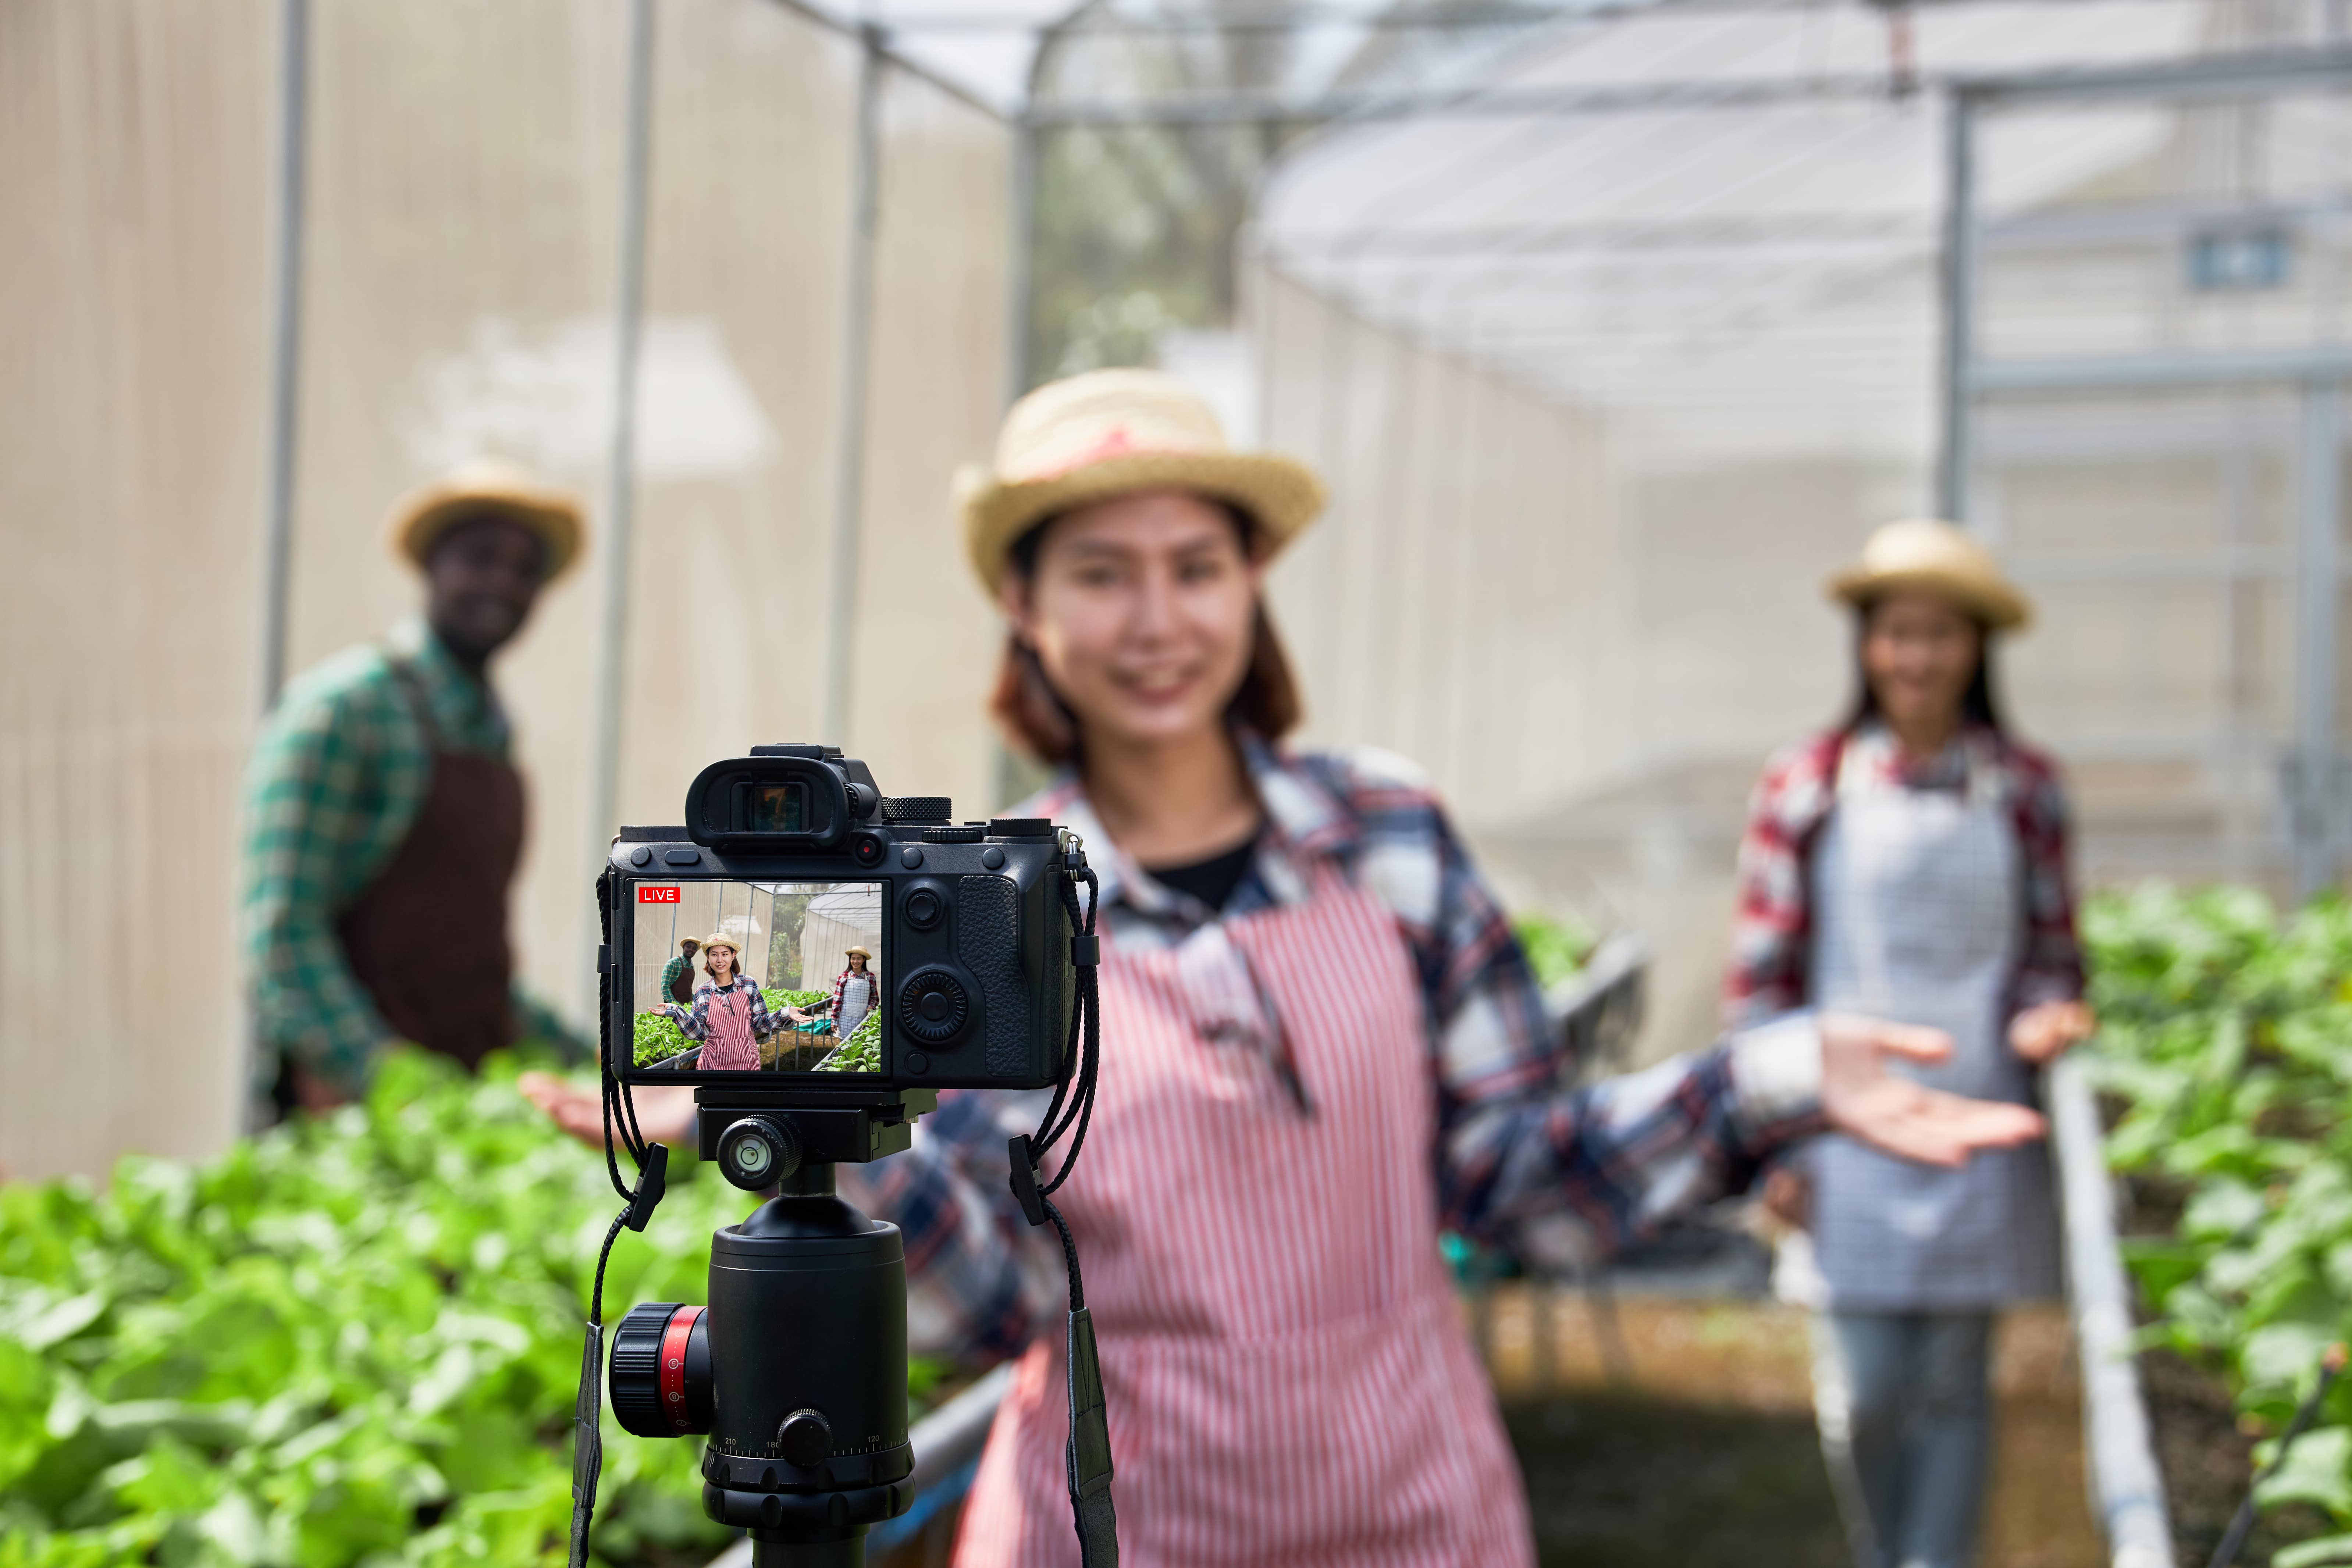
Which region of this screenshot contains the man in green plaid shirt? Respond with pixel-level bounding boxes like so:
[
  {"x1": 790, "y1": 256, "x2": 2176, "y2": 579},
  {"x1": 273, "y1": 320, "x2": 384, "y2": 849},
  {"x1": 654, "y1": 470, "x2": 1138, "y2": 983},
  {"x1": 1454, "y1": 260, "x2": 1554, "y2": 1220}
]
[{"x1": 242, "y1": 461, "x2": 589, "y2": 1111}]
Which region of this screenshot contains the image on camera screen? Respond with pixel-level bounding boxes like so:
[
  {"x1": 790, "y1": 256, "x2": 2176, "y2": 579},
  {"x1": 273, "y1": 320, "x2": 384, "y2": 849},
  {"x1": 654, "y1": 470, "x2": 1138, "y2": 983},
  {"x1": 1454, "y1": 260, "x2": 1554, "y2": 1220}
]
[{"x1": 631, "y1": 879, "x2": 883, "y2": 1073}]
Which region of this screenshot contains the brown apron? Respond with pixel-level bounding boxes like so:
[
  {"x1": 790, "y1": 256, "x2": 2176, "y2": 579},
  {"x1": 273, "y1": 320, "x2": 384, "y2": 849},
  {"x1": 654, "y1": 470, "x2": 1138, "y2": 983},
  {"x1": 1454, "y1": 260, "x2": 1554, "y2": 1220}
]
[{"x1": 336, "y1": 658, "x2": 526, "y2": 1071}]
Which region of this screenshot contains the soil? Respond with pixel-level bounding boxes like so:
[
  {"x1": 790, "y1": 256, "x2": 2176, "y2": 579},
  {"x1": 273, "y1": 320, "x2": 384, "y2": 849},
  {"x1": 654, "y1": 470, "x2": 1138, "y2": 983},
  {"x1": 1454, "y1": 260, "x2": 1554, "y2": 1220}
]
[
  {"x1": 2109, "y1": 1141, "x2": 2337, "y2": 1566},
  {"x1": 1476, "y1": 1288, "x2": 2103, "y2": 1568},
  {"x1": 2139, "y1": 1347, "x2": 2336, "y2": 1567},
  {"x1": 879, "y1": 1291, "x2": 2110, "y2": 1568}
]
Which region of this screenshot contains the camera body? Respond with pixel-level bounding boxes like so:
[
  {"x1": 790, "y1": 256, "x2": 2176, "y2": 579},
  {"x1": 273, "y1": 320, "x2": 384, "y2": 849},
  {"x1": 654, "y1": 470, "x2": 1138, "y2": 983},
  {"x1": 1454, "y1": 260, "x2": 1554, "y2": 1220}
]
[{"x1": 600, "y1": 745, "x2": 1079, "y2": 1172}]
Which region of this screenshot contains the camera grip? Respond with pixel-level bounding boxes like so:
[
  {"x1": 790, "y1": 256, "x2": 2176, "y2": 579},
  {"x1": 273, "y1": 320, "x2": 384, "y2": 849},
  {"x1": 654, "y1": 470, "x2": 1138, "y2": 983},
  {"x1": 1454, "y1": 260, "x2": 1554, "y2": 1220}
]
[{"x1": 957, "y1": 875, "x2": 1031, "y2": 1079}]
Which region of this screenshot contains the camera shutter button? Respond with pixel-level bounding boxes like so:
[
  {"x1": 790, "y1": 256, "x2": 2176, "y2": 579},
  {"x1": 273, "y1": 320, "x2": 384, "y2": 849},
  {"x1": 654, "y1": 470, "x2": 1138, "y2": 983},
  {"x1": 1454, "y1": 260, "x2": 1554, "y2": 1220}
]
[{"x1": 777, "y1": 1408, "x2": 831, "y2": 1468}]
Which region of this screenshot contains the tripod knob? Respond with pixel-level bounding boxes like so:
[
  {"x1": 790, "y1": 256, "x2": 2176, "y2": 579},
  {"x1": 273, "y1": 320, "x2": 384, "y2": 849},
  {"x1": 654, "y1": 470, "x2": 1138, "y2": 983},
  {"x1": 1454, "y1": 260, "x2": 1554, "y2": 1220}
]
[{"x1": 776, "y1": 1407, "x2": 832, "y2": 1468}]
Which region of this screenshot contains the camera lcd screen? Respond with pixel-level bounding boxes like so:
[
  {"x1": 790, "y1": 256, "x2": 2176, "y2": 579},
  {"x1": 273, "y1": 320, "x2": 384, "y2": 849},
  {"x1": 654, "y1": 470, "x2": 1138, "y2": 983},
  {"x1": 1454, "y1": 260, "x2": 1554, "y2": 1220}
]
[{"x1": 630, "y1": 879, "x2": 883, "y2": 1075}]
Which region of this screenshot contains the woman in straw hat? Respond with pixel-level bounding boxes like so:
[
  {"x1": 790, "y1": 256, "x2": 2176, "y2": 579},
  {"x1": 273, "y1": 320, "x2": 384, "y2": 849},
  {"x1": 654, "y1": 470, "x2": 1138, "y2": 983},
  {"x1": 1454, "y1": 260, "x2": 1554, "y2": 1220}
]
[
  {"x1": 814, "y1": 371, "x2": 2046, "y2": 1568},
  {"x1": 829, "y1": 945, "x2": 879, "y2": 1041},
  {"x1": 657, "y1": 934, "x2": 811, "y2": 1073},
  {"x1": 1725, "y1": 520, "x2": 2094, "y2": 1568}
]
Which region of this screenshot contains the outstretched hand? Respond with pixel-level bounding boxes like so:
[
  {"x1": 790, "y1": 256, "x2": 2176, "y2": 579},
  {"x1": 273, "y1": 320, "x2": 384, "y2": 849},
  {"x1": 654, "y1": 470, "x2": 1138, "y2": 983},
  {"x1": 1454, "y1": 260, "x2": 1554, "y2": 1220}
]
[
  {"x1": 2010, "y1": 999, "x2": 2096, "y2": 1065},
  {"x1": 1818, "y1": 1014, "x2": 2045, "y2": 1168},
  {"x1": 517, "y1": 1072, "x2": 696, "y2": 1152}
]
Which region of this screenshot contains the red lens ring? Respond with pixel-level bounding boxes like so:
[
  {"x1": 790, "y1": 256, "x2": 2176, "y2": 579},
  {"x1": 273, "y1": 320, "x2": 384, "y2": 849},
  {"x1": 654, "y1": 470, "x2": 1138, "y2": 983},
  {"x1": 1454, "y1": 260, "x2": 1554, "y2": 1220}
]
[{"x1": 659, "y1": 1304, "x2": 704, "y2": 1433}]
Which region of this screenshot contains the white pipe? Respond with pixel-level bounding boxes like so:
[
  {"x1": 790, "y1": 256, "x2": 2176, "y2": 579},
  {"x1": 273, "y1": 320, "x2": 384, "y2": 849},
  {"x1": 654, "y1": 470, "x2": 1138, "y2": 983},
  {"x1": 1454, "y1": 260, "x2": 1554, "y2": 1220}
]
[{"x1": 2048, "y1": 1053, "x2": 2176, "y2": 1568}]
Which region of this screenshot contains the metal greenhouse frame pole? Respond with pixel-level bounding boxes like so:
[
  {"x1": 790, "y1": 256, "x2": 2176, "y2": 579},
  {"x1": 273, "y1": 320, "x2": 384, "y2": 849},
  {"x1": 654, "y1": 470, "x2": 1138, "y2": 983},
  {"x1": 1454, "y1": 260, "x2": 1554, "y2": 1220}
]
[
  {"x1": 820, "y1": 27, "x2": 888, "y2": 749},
  {"x1": 583, "y1": 0, "x2": 658, "y2": 1019},
  {"x1": 1938, "y1": 46, "x2": 2352, "y2": 902},
  {"x1": 258, "y1": 0, "x2": 310, "y2": 711}
]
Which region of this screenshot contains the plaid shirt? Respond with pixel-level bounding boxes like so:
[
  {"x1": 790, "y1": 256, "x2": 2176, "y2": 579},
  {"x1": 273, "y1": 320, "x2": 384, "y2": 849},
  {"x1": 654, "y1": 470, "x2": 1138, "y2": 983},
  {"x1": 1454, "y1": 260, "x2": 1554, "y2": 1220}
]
[
  {"x1": 663, "y1": 975, "x2": 796, "y2": 1041},
  {"x1": 830, "y1": 965, "x2": 879, "y2": 1021},
  {"x1": 1725, "y1": 721, "x2": 2082, "y2": 1030},
  {"x1": 845, "y1": 737, "x2": 1826, "y2": 1363},
  {"x1": 241, "y1": 617, "x2": 573, "y2": 1098},
  {"x1": 659, "y1": 953, "x2": 697, "y2": 1005}
]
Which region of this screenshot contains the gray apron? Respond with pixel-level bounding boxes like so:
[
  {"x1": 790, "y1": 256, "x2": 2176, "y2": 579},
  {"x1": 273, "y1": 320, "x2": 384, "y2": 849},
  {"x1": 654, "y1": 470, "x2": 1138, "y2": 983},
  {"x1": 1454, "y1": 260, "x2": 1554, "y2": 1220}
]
[
  {"x1": 1807, "y1": 748, "x2": 2061, "y2": 1308},
  {"x1": 836, "y1": 972, "x2": 875, "y2": 1040}
]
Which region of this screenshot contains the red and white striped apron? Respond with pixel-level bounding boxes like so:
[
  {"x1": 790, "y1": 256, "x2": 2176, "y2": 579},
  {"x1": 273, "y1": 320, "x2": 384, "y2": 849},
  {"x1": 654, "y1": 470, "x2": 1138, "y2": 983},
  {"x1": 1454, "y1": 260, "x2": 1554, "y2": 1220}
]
[
  {"x1": 695, "y1": 984, "x2": 761, "y2": 1073},
  {"x1": 954, "y1": 869, "x2": 1531, "y2": 1567}
]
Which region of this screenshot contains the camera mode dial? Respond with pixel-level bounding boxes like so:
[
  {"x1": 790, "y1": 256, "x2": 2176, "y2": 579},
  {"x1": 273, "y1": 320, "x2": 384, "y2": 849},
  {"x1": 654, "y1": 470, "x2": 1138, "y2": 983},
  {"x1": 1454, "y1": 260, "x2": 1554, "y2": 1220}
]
[
  {"x1": 881, "y1": 796, "x2": 952, "y2": 823},
  {"x1": 898, "y1": 969, "x2": 970, "y2": 1044}
]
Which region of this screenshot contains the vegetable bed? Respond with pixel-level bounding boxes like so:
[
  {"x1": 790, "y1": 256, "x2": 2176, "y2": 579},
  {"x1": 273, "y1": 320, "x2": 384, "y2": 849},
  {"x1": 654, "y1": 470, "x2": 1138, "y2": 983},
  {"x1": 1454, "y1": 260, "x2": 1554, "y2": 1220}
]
[
  {"x1": 634, "y1": 990, "x2": 881, "y2": 1074},
  {"x1": 0, "y1": 1051, "x2": 946, "y2": 1568},
  {"x1": 2088, "y1": 885, "x2": 2352, "y2": 1566}
]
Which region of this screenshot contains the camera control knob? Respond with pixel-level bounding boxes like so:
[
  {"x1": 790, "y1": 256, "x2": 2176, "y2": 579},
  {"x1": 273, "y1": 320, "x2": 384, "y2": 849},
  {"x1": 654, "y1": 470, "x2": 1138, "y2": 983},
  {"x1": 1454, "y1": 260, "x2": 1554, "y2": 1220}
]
[
  {"x1": 881, "y1": 796, "x2": 953, "y2": 824},
  {"x1": 898, "y1": 970, "x2": 970, "y2": 1043},
  {"x1": 776, "y1": 1407, "x2": 832, "y2": 1468},
  {"x1": 609, "y1": 1302, "x2": 712, "y2": 1437}
]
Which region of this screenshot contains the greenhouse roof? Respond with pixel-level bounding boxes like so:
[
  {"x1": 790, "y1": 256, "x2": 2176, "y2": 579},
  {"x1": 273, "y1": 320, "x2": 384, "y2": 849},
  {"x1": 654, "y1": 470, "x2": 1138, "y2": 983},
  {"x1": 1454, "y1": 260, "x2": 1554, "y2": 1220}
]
[{"x1": 1253, "y1": 0, "x2": 2253, "y2": 462}]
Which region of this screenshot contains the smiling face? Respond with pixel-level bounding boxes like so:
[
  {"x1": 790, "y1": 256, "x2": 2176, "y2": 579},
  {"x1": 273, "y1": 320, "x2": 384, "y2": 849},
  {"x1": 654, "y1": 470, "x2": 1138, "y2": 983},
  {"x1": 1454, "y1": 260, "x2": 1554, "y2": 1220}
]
[
  {"x1": 703, "y1": 944, "x2": 739, "y2": 984},
  {"x1": 423, "y1": 512, "x2": 549, "y2": 666},
  {"x1": 1862, "y1": 590, "x2": 1983, "y2": 738},
  {"x1": 1000, "y1": 489, "x2": 1261, "y2": 756}
]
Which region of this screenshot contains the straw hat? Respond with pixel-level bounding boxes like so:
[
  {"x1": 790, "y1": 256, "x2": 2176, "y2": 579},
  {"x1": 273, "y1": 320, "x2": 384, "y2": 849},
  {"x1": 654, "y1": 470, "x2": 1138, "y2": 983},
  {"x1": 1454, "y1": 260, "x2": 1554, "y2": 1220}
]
[
  {"x1": 844, "y1": 945, "x2": 873, "y2": 962},
  {"x1": 389, "y1": 458, "x2": 587, "y2": 581},
  {"x1": 698, "y1": 934, "x2": 742, "y2": 958},
  {"x1": 1828, "y1": 519, "x2": 2031, "y2": 631},
  {"x1": 957, "y1": 368, "x2": 1327, "y2": 592}
]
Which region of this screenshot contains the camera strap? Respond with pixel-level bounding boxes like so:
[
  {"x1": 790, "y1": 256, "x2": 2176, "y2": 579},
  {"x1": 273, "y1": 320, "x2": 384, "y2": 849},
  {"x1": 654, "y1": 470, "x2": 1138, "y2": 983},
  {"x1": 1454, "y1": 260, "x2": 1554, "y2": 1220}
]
[
  {"x1": 1009, "y1": 849, "x2": 1118, "y2": 1568},
  {"x1": 569, "y1": 871, "x2": 668, "y2": 1568}
]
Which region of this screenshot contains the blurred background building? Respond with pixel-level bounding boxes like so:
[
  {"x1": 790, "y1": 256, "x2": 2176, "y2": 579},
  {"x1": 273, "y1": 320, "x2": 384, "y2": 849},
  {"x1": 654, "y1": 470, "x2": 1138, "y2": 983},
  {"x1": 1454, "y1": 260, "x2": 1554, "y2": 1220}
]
[{"x1": 3, "y1": 0, "x2": 2348, "y2": 1178}]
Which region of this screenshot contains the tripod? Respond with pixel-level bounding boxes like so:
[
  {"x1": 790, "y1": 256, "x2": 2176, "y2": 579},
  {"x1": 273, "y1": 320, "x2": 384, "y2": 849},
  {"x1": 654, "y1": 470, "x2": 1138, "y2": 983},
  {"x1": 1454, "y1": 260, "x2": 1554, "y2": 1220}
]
[{"x1": 613, "y1": 1160, "x2": 914, "y2": 1568}]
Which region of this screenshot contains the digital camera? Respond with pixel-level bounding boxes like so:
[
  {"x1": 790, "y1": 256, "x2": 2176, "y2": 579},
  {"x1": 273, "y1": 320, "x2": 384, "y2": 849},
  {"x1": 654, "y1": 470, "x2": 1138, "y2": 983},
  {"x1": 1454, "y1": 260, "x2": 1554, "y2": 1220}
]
[
  {"x1": 583, "y1": 746, "x2": 1107, "y2": 1562},
  {"x1": 599, "y1": 744, "x2": 1079, "y2": 1175}
]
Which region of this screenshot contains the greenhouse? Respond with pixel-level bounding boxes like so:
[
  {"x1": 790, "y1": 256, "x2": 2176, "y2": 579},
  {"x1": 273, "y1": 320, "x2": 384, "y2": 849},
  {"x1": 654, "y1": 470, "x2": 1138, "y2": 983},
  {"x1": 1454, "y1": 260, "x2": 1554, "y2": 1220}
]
[{"x1": 5, "y1": 0, "x2": 2352, "y2": 1562}]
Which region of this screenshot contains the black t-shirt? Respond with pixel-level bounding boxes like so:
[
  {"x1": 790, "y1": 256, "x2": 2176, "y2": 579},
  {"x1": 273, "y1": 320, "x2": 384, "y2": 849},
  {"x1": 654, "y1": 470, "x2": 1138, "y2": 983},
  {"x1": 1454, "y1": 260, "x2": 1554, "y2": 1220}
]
[{"x1": 1144, "y1": 837, "x2": 1259, "y2": 913}]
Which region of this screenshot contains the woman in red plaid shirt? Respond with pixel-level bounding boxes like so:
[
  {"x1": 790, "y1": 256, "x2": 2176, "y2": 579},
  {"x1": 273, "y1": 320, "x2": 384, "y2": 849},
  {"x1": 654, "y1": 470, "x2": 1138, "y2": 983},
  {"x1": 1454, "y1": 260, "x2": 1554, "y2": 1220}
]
[{"x1": 1726, "y1": 520, "x2": 2096, "y2": 1568}]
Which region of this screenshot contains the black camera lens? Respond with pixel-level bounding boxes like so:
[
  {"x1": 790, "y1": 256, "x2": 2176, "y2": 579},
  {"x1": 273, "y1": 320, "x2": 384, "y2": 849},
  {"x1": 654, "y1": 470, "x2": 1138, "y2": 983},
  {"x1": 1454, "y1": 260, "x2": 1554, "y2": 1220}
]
[
  {"x1": 609, "y1": 1301, "x2": 712, "y2": 1437},
  {"x1": 717, "y1": 1116, "x2": 801, "y2": 1191}
]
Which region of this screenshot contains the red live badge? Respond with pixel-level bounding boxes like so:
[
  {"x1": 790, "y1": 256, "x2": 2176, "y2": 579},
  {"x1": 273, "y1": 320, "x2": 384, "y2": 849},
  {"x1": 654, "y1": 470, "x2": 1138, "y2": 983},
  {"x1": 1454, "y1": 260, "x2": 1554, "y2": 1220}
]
[{"x1": 638, "y1": 885, "x2": 682, "y2": 904}]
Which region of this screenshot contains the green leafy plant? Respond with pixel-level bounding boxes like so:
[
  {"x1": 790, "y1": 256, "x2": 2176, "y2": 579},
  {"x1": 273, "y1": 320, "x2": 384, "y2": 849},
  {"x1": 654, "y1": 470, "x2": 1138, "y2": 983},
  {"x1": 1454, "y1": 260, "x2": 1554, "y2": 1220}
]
[
  {"x1": 0, "y1": 1050, "x2": 945, "y2": 1567},
  {"x1": 631, "y1": 1010, "x2": 689, "y2": 1066},
  {"x1": 2088, "y1": 885, "x2": 2352, "y2": 1526},
  {"x1": 1512, "y1": 912, "x2": 1597, "y2": 992},
  {"x1": 814, "y1": 1010, "x2": 882, "y2": 1074}
]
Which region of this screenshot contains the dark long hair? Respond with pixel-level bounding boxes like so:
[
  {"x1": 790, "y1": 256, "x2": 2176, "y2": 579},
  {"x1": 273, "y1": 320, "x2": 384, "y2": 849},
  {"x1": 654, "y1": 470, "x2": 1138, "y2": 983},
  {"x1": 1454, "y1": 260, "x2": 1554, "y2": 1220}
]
[
  {"x1": 1840, "y1": 599, "x2": 2007, "y2": 734},
  {"x1": 989, "y1": 500, "x2": 1303, "y2": 767}
]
